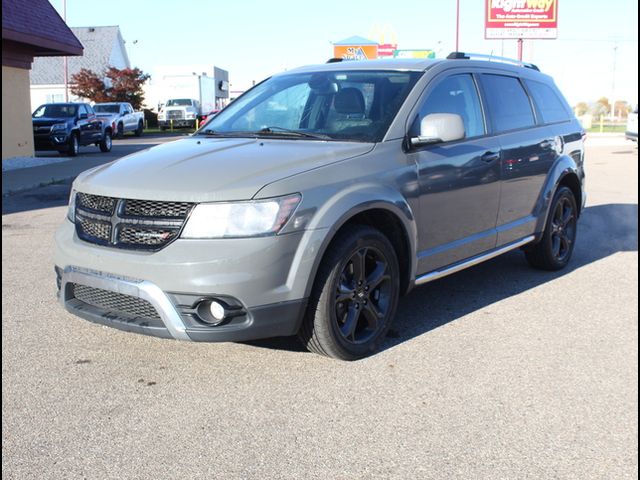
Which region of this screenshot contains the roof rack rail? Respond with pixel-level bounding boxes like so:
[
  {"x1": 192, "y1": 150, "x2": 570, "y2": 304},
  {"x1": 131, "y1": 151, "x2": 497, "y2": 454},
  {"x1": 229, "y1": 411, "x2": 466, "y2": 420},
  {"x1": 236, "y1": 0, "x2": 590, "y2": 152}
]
[
  {"x1": 446, "y1": 51, "x2": 540, "y2": 71},
  {"x1": 326, "y1": 58, "x2": 344, "y2": 63}
]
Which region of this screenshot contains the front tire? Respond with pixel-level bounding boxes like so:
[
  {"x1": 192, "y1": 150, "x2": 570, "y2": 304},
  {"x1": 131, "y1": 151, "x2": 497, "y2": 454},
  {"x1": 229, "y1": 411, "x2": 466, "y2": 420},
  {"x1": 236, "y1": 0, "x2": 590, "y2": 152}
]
[
  {"x1": 99, "y1": 131, "x2": 112, "y2": 152},
  {"x1": 525, "y1": 186, "x2": 578, "y2": 270},
  {"x1": 66, "y1": 133, "x2": 79, "y2": 157},
  {"x1": 134, "y1": 121, "x2": 143, "y2": 137},
  {"x1": 117, "y1": 122, "x2": 124, "y2": 138},
  {"x1": 299, "y1": 225, "x2": 400, "y2": 360}
]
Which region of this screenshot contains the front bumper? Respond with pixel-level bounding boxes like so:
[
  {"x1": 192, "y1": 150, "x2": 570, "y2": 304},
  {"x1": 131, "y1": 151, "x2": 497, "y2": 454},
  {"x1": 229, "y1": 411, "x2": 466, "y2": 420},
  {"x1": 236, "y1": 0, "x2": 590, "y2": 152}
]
[
  {"x1": 54, "y1": 220, "x2": 324, "y2": 342},
  {"x1": 625, "y1": 131, "x2": 638, "y2": 142},
  {"x1": 159, "y1": 119, "x2": 196, "y2": 128},
  {"x1": 33, "y1": 132, "x2": 69, "y2": 151},
  {"x1": 57, "y1": 266, "x2": 306, "y2": 341}
]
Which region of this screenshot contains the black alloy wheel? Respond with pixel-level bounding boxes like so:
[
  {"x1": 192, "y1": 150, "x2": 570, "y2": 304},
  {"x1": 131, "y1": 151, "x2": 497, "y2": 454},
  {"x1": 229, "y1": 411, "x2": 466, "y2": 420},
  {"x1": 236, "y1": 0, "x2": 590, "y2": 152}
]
[
  {"x1": 299, "y1": 224, "x2": 400, "y2": 360},
  {"x1": 549, "y1": 195, "x2": 576, "y2": 263},
  {"x1": 525, "y1": 186, "x2": 578, "y2": 270},
  {"x1": 334, "y1": 246, "x2": 393, "y2": 345}
]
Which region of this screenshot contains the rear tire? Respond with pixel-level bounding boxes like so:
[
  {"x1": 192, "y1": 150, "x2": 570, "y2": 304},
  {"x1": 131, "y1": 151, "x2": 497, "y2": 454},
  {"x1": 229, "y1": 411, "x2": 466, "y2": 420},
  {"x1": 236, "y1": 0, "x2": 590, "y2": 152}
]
[
  {"x1": 525, "y1": 186, "x2": 578, "y2": 270},
  {"x1": 117, "y1": 122, "x2": 124, "y2": 138},
  {"x1": 298, "y1": 225, "x2": 400, "y2": 360}
]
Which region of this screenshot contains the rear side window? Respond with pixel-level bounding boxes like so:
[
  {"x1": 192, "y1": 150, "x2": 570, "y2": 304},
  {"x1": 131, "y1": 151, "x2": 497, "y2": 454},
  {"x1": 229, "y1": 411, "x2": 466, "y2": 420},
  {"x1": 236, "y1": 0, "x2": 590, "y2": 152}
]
[
  {"x1": 417, "y1": 74, "x2": 485, "y2": 138},
  {"x1": 482, "y1": 74, "x2": 535, "y2": 133},
  {"x1": 525, "y1": 80, "x2": 571, "y2": 124}
]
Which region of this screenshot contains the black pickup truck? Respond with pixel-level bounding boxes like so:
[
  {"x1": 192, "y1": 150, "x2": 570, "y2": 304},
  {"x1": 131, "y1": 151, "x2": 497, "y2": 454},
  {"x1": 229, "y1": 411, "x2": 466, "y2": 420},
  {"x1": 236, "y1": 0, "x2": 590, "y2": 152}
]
[{"x1": 32, "y1": 103, "x2": 113, "y2": 156}]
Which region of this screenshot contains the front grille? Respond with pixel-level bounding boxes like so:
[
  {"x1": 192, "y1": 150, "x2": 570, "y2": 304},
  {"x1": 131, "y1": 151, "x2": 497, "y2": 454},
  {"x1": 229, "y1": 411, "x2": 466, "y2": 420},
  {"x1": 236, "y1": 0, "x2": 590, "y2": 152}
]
[
  {"x1": 124, "y1": 199, "x2": 192, "y2": 218},
  {"x1": 77, "y1": 216, "x2": 111, "y2": 244},
  {"x1": 75, "y1": 193, "x2": 194, "y2": 251},
  {"x1": 118, "y1": 225, "x2": 181, "y2": 247},
  {"x1": 77, "y1": 193, "x2": 116, "y2": 215},
  {"x1": 71, "y1": 283, "x2": 160, "y2": 320},
  {"x1": 167, "y1": 110, "x2": 184, "y2": 120}
]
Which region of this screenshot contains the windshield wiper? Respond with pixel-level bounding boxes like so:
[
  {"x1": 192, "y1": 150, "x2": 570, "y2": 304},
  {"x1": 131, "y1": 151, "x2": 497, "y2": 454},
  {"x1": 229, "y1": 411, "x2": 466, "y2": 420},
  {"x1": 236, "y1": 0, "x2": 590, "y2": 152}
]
[
  {"x1": 257, "y1": 126, "x2": 332, "y2": 140},
  {"x1": 197, "y1": 130, "x2": 257, "y2": 138}
]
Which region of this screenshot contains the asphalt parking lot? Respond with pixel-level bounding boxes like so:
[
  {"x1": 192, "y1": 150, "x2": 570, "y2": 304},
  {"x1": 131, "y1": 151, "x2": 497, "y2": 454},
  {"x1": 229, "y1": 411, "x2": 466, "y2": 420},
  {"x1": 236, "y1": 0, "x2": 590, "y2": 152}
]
[{"x1": 2, "y1": 139, "x2": 637, "y2": 479}]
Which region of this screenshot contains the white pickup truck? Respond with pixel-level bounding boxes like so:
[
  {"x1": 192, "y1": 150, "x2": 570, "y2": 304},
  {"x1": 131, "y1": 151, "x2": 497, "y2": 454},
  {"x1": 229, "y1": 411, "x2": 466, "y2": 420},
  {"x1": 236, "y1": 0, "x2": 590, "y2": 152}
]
[{"x1": 93, "y1": 102, "x2": 145, "y2": 138}]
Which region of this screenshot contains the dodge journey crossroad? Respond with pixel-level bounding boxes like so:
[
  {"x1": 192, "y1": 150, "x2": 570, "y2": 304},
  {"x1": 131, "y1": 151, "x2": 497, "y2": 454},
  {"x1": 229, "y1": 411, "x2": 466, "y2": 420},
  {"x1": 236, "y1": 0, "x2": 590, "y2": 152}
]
[{"x1": 54, "y1": 53, "x2": 586, "y2": 360}]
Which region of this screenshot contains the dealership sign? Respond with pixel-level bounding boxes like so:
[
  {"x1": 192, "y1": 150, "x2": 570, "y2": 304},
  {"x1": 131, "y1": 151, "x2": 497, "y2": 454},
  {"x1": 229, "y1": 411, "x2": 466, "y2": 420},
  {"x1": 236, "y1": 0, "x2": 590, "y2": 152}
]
[{"x1": 485, "y1": 0, "x2": 558, "y2": 39}]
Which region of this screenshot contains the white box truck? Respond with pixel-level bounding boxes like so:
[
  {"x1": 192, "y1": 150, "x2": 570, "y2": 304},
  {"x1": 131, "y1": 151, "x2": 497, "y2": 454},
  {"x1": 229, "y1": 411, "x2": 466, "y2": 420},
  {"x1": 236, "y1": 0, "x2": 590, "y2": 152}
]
[{"x1": 157, "y1": 75, "x2": 217, "y2": 129}]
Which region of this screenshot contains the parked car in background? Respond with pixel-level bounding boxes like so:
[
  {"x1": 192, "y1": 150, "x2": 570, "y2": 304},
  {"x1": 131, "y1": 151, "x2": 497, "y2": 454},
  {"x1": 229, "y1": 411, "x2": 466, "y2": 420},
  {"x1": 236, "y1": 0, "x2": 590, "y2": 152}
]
[
  {"x1": 158, "y1": 98, "x2": 201, "y2": 129},
  {"x1": 32, "y1": 102, "x2": 112, "y2": 156},
  {"x1": 54, "y1": 53, "x2": 586, "y2": 359},
  {"x1": 93, "y1": 102, "x2": 145, "y2": 138},
  {"x1": 626, "y1": 105, "x2": 638, "y2": 142},
  {"x1": 198, "y1": 109, "x2": 220, "y2": 128}
]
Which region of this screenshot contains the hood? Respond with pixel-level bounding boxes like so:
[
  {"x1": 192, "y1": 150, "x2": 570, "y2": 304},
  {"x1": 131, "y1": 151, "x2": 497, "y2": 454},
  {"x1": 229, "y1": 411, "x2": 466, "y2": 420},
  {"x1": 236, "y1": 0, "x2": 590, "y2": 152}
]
[
  {"x1": 74, "y1": 136, "x2": 374, "y2": 202},
  {"x1": 32, "y1": 117, "x2": 72, "y2": 126}
]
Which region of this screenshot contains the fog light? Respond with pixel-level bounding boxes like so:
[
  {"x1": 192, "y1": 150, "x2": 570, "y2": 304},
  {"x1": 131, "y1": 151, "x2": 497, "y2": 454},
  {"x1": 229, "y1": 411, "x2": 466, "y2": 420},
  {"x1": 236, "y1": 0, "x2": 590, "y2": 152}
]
[
  {"x1": 195, "y1": 299, "x2": 228, "y2": 326},
  {"x1": 209, "y1": 301, "x2": 226, "y2": 321}
]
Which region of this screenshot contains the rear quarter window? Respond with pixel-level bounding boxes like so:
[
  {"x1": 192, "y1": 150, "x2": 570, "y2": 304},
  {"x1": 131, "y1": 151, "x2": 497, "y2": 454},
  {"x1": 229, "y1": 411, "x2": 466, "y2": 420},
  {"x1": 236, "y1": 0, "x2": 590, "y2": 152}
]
[
  {"x1": 525, "y1": 80, "x2": 571, "y2": 124},
  {"x1": 481, "y1": 74, "x2": 536, "y2": 133}
]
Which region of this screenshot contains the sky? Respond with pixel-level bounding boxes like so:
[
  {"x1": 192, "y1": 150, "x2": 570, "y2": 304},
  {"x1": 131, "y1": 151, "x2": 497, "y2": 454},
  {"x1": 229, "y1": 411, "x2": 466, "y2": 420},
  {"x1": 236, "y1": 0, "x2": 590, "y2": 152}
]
[{"x1": 50, "y1": 0, "x2": 638, "y2": 106}]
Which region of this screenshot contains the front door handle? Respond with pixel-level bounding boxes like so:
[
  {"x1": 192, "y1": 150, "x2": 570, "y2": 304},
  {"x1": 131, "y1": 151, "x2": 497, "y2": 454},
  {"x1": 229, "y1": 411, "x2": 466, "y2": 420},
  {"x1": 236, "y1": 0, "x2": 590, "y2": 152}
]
[{"x1": 481, "y1": 151, "x2": 500, "y2": 163}]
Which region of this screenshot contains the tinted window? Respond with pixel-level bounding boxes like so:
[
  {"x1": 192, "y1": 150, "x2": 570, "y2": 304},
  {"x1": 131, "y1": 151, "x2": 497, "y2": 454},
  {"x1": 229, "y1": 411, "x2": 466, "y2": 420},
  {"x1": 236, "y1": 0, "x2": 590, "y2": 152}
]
[
  {"x1": 417, "y1": 74, "x2": 485, "y2": 138},
  {"x1": 526, "y1": 80, "x2": 570, "y2": 123},
  {"x1": 482, "y1": 75, "x2": 535, "y2": 133},
  {"x1": 78, "y1": 105, "x2": 88, "y2": 116}
]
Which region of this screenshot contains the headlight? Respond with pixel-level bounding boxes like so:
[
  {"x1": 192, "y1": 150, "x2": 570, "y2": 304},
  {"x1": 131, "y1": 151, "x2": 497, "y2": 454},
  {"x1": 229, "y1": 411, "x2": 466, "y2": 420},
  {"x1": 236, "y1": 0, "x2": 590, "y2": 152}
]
[
  {"x1": 186, "y1": 112, "x2": 195, "y2": 119},
  {"x1": 181, "y1": 194, "x2": 301, "y2": 238},
  {"x1": 52, "y1": 123, "x2": 67, "y2": 131},
  {"x1": 67, "y1": 189, "x2": 76, "y2": 223}
]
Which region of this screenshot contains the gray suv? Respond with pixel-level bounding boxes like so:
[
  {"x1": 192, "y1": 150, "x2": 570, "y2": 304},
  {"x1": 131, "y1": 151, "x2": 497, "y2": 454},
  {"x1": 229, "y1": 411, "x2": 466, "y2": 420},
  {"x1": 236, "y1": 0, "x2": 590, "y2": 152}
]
[{"x1": 54, "y1": 53, "x2": 586, "y2": 360}]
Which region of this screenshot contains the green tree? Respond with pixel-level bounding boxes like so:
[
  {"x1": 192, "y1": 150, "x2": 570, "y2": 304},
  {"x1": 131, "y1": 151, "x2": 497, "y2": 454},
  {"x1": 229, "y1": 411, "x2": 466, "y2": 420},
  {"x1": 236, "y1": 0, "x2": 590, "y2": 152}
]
[
  {"x1": 614, "y1": 100, "x2": 630, "y2": 118},
  {"x1": 590, "y1": 97, "x2": 610, "y2": 118},
  {"x1": 574, "y1": 102, "x2": 589, "y2": 116},
  {"x1": 70, "y1": 67, "x2": 150, "y2": 110}
]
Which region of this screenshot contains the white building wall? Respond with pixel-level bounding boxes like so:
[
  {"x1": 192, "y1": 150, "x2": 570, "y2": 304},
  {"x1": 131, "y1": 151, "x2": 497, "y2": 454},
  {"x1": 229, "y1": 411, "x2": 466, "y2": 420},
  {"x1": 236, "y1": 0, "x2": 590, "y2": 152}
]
[{"x1": 30, "y1": 85, "x2": 84, "y2": 111}]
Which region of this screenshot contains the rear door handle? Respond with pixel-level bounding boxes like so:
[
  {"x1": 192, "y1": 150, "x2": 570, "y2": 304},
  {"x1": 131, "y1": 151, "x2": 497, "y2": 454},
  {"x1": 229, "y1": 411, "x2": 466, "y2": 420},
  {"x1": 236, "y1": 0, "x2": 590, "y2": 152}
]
[{"x1": 481, "y1": 151, "x2": 500, "y2": 163}]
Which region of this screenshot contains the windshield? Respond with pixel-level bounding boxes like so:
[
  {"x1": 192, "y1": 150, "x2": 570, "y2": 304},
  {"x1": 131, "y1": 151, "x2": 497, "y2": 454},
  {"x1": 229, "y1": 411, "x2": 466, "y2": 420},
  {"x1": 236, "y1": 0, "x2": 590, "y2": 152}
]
[
  {"x1": 199, "y1": 70, "x2": 422, "y2": 142},
  {"x1": 93, "y1": 104, "x2": 119, "y2": 114},
  {"x1": 166, "y1": 99, "x2": 193, "y2": 107},
  {"x1": 32, "y1": 104, "x2": 78, "y2": 118}
]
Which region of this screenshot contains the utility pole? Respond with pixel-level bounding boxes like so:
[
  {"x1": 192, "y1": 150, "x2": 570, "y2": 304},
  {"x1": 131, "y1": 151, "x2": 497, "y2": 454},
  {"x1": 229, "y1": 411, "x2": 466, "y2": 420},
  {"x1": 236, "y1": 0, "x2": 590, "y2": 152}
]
[
  {"x1": 63, "y1": 0, "x2": 69, "y2": 101},
  {"x1": 610, "y1": 43, "x2": 618, "y2": 120},
  {"x1": 455, "y1": 0, "x2": 460, "y2": 52},
  {"x1": 517, "y1": 38, "x2": 523, "y2": 61}
]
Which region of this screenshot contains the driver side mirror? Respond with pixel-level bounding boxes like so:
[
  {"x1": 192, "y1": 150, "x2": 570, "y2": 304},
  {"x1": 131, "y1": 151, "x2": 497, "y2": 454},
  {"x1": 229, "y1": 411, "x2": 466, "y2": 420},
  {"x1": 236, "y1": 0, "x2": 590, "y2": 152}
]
[{"x1": 410, "y1": 113, "x2": 465, "y2": 146}]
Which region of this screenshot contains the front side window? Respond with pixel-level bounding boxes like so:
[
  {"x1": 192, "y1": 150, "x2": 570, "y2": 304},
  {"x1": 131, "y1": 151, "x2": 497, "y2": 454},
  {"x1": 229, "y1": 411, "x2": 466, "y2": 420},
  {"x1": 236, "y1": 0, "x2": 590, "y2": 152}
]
[
  {"x1": 415, "y1": 74, "x2": 485, "y2": 138},
  {"x1": 525, "y1": 80, "x2": 571, "y2": 124},
  {"x1": 201, "y1": 70, "x2": 422, "y2": 142},
  {"x1": 481, "y1": 74, "x2": 535, "y2": 133}
]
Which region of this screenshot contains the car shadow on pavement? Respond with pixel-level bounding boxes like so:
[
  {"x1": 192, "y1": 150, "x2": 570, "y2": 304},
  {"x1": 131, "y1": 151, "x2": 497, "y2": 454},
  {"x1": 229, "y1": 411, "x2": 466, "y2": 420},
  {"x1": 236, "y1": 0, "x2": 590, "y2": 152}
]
[
  {"x1": 2, "y1": 182, "x2": 72, "y2": 215},
  {"x1": 246, "y1": 203, "x2": 638, "y2": 356}
]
